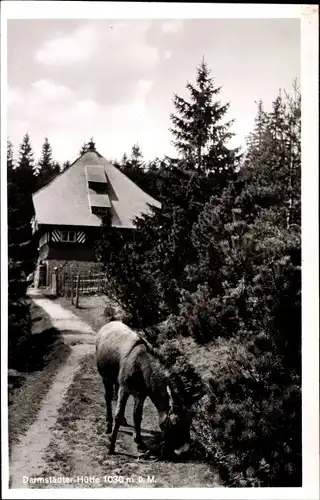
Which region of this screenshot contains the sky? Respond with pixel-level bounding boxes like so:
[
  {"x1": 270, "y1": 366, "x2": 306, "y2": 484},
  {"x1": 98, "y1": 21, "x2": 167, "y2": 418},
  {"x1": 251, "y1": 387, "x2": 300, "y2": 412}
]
[{"x1": 7, "y1": 18, "x2": 300, "y2": 164}]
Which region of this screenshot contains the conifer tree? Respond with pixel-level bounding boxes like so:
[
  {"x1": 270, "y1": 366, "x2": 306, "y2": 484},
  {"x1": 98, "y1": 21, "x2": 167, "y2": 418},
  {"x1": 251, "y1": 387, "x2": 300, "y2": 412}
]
[
  {"x1": 116, "y1": 145, "x2": 151, "y2": 194},
  {"x1": 14, "y1": 133, "x2": 37, "y2": 275},
  {"x1": 37, "y1": 136, "x2": 58, "y2": 188},
  {"x1": 245, "y1": 100, "x2": 267, "y2": 165},
  {"x1": 7, "y1": 137, "x2": 15, "y2": 171},
  {"x1": 17, "y1": 133, "x2": 37, "y2": 192},
  {"x1": 121, "y1": 152, "x2": 128, "y2": 166},
  {"x1": 170, "y1": 59, "x2": 240, "y2": 176},
  {"x1": 115, "y1": 152, "x2": 128, "y2": 174},
  {"x1": 61, "y1": 160, "x2": 71, "y2": 172},
  {"x1": 53, "y1": 161, "x2": 61, "y2": 176},
  {"x1": 130, "y1": 143, "x2": 144, "y2": 171},
  {"x1": 98, "y1": 62, "x2": 243, "y2": 320},
  {"x1": 16, "y1": 134, "x2": 37, "y2": 218}
]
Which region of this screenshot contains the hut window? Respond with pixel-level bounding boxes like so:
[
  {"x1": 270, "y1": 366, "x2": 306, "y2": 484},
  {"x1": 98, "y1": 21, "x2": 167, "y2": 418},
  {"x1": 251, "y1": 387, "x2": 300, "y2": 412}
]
[{"x1": 61, "y1": 231, "x2": 76, "y2": 243}]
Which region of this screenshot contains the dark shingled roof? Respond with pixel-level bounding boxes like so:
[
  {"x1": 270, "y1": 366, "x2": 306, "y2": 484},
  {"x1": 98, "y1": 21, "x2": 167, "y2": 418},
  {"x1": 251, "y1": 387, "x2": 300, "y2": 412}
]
[{"x1": 32, "y1": 150, "x2": 161, "y2": 229}]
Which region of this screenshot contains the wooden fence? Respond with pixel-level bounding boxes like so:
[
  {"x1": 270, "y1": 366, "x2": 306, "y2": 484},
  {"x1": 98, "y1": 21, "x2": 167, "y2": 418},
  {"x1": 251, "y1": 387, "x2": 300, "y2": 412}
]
[{"x1": 53, "y1": 270, "x2": 107, "y2": 307}]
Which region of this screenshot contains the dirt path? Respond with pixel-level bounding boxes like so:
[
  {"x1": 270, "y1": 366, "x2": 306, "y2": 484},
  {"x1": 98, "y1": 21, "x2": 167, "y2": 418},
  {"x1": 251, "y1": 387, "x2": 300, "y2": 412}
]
[
  {"x1": 9, "y1": 292, "x2": 96, "y2": 488},
  {"x1": 9, "y1": 291, "x2": 221, "y2": 489}
]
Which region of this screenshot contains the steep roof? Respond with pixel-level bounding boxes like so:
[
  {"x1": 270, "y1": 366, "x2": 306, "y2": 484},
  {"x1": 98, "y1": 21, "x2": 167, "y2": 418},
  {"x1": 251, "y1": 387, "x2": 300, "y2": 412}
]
[{"x1": 32, "y1": 151, "x2": 161, "y2": 229}]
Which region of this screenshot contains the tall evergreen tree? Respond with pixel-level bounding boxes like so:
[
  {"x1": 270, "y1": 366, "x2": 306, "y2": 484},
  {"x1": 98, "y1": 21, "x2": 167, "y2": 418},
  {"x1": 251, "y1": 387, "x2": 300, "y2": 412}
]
[
  {"x1": 170, "y1": 59, "x2": 240, "y2": 176},
  {"x1": 97, "y1": 62, "x2": 243, "y2": 321},
  {"x1": 130, "y1": 143, "x2": 144, "y2": 172},
  {"x1": 245, "y1": 100, "x2": 267, "y2": 166},
  {"x1": 37, "y1": 137, "x2": 59, "y2": 188},
  {"x1": 36, "y1": 136, "x2": 52, "y2": 175},
  {"x1": 7, "y1": 137, "x2": 14, "y2": 169},
  {"x1": 16, "y1": 133, "x2": 37, "y2": 192},
  {"x1": 120, "y1": 152, "x2": 128, "y2": 168},
  {"x1": 13, "y1": 134, "x2": 37, "y2": 275}
]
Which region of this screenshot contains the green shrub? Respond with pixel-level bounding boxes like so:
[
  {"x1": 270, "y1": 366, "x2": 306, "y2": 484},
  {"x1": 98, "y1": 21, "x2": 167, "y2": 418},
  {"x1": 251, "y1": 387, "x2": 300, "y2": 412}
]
[
  {"x1": 192, "y1": 336, "x2": 301, "y2": 486},
  {"x1": 155, "y1": 339, "x2": 206, "y2": 408}
]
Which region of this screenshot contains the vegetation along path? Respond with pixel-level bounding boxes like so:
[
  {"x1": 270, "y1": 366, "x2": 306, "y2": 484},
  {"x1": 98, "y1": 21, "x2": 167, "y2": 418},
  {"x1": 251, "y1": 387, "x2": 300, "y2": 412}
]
[{"x1": 9, "y1": 291, "x2": 221, "y2": 489}]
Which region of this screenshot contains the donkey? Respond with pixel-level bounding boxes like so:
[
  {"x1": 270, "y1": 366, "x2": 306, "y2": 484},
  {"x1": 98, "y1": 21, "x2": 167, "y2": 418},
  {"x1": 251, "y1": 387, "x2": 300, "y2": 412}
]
[{"x1": 96, "y1": 320, "x2": 195, "y2": 456}]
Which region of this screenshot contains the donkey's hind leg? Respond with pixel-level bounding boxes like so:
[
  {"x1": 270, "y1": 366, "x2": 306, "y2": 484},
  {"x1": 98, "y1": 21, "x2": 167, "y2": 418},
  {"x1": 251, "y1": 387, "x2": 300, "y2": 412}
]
[
  {"x1": 103, "y1": 378, "x2": 113, "y2": 434},
  {"x1": 114, "y1": 381, "x2": 129, "y2": 426},
  {"x1": 109, "y1": 385, "x2": 129, "y2": 454}
]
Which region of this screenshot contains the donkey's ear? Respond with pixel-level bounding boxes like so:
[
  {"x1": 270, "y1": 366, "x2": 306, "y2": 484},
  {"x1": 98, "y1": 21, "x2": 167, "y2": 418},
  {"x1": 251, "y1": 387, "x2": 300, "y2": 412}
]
[{"x1": 166, "y1": 384, "x2": 180, "y2": 412}]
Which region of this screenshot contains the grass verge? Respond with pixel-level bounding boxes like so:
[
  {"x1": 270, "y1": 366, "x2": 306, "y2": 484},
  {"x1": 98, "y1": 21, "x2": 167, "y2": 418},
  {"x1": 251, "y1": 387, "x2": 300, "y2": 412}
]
[{"x1": 49, "y1": 294, "x2": 113, "y2": 332}]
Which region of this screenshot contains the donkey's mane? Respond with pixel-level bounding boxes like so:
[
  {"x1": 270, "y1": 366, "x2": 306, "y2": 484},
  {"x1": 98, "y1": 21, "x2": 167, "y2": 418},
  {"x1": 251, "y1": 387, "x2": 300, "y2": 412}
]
[
  {"x1": 136, "y1": 331, "x2": 166, "y2": 365},
  {"x1": 137, "y1": 329, "x2": 207, "y2": 408}
]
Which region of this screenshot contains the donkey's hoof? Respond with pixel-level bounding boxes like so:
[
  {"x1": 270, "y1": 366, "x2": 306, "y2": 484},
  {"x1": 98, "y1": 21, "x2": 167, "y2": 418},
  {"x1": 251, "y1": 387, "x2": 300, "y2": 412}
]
[
  {"x1": 108, "y1": 448, "x2": 115, "y2": 455},
  {"x1": 137, "y1": 441, "x2": 147, "y2": 452},
  {"x1": 137, "y1": 449, "x2": 152, "y2": 460}
]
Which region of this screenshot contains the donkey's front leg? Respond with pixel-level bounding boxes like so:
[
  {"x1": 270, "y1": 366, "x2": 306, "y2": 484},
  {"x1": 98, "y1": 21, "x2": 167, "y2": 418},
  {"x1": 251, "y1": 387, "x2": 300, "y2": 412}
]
[
  {"x1": 133, "y1": 396, "x2": 146, "y2": 451},
  {"x1": 109, "y1": 385, "x2": 129, "y2": 455}
]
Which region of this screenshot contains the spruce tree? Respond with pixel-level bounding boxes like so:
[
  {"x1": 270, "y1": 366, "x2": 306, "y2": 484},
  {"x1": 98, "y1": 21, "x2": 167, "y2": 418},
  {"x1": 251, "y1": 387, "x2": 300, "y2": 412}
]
[
  {"x1": 121, "y1": 152, "x2": 128, "y2": 167},
  {"x1": 130, "y1": 143, "x2": 144, "y2": 172},
  {"x1": 7, "y1": 138, "x2": 15, "y2": 174},
  {"x1": 17, "y1": 134, "x2": 37, "y2": 192},
  {"x1": 37, "y1": 137, "x2": 57, "y2": 188},
  {"x1": 97, "y1": 62, "x2": 243, "y2": 320},
  {"x1": 14, "y1": 134, "x2": 37, "y2": 275},
  {"x1": 245, "y1": 100, "x2": 267, "y2": 166},
  {"x1": 170, "y1": 59, "x2": 240, "y2": 176}
]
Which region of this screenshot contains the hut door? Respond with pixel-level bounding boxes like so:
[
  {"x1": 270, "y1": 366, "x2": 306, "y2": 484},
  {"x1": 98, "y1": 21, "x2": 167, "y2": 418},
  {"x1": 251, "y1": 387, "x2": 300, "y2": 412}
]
[{"x1": 39, "y1": 262, "x2": 47, "y2": 287}]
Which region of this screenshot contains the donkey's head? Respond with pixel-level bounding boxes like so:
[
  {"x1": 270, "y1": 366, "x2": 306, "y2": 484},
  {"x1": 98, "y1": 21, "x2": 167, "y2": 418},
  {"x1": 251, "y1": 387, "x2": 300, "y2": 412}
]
[{"x1": 159, "y1": 383, "x2": 204, "y2": 457}]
